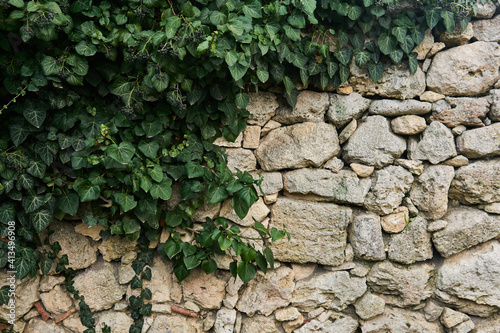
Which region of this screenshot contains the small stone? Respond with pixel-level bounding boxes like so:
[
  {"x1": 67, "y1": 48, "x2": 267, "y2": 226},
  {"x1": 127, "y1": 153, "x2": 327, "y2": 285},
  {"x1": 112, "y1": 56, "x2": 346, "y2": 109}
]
[
  {"x1": 350, "y1": 163, "x2": 374, "y2": 178},
  {"x1": 118, "y1": 265, "x2": 135, "y2": 284},
  {"x1": 40, "y1": 285, "x2": 73, "y2": 317},
  {"x1": 427, "y1": 42, "x2": 446, "y2": 57},
  {"x1": 295, "y1": 314, "x2": 358, "y2": 333},
  {"x1": 95, "y1": 311, "x2": 134, "y2": 333},
  {"x1": 452, "y1": 125, "x2": 467, "y2": 136},
  {"x1": 264, "y1": 193, "x2": 278, "y2": 204},
  {"x1": 394, "y1": 159, "x2": 424, "y2": 175},
  {"x1": 291, "y1": 263, "x2": 317, "y2": 281},
  {"x1": 225, "y1": 148, "x2": 256, "y2": 174},
  {"x1": 324, "y1": 262, "x2": 356, "y2": 271},
  {"x1": 251, "y1": 171, "x2": 283, "y2": 195},
  {"x1": 24, "y1": 319, "x2": 72, "y2": 333},
  {"x1": 427, "y1": 220, "x2": 448, "y2": 232},
  {"x1": 369, "y1": 99, "x2": 432, "y2": 117},
  {"x1": 441, "y1": 308, "x2": 471, "y2": 328},
  {"x1": 474, "y1": 1, "x2": 497, "y2": 18},
  {"x1": 275, "y1": 307, "x2": 301, "y2": 321},
  {"x1": 444, "y1": 156, "x2": 469, "y2": 167},
  {"x1": 308, "y1": 308, "x2": 325, "y2": 318},
  {"x1": 422, "y1": 58, "x2": 432, "y2": 72},
  {"x1": 430, "y1": 96, "x2": 491, "y2": 128},
  {"x1": 388, "y1": 216, "x2": 433, "y2": 265},
  {"x1": 409, "y1": 121, "x2": 457, "y2": 164},
  {"x1": 403, "y1": 197, "x2": 419, "y2": 217},
  {"x1": 350, "y1": 263, "x2": 370, "y2": 277},
  {"x1": 413, "y1": 29, "x2": 434, "y2": 60},
  {"x1": 151, "y1": 304, "x2": 171, "y2": 314},
  {"x1": 424, "y1": 300, "x2": 444, "y2": 322},
  {"x1": 420, "y1": 91, "x2": 445, "y2": 103},
  {"x1": 349, "y1": 214, "x2": 385, "y2": 261},
  {"x1": 241, "y1": 315, "x2": 280, "y2": 333},
  {"x1": 39, "y1": 275, "x2": 65, "y2": 292},
  {"x1": 203, "y1": 312, "x2": 216, "y2": 331},
  {"x1": 113, "y1": 301, "x2": 128, "y2": 311},
  {"x1": 452, "y1": 320, "x2": 475, "y2": 333},
  {"x1": 380, "y1": 207, "x2": 409, "y2": 234},
  {"x1": 242, "y1": 126, "x2": 260, "y2": 149},
  {"x1": 327, "y1": 92, "x2": 371, "y2": 128},
  {"x1": 490, "y1": 89, "x2": 500, "y2": 121},
  {"x1": 247, "y1": 92, "x2": 279, "y2": 126},
  {"x1": 98, "y1": 235, "x2": 137, "y2": 262},
  {"x1": 273, "y1": 91, "x2": 329, "y2": 125},
  {"x1": 354, "y1": 293, "x2": 385, "y2": 320},
  {"x1": 214, "y1": 307, "x2": 236, "y2": 333},
  {"x1": 457, "y1": 123, "x2": 500, "y2": 159},
  {"x1": 214, "y1": 133, "x2": 243, "y2": 147},
  {"x1": 391, "y1": 115, "x2": 427, "y2": 135},
  {"x1": 337, "y1": 86, "x2": 353, "y2": 94},
  {"x1": 121, "y1": 251, "x2": 137, "y2": 265},
  {"x1": 23, "y1": 308, "x2": 40, "y2": 321},
  {"x1": 282, "y1": 315, "x2": 304, "y2": 333},
  {"x1": 338, "y1": 119, "x2": 357, "y2": 144},
  {"x1": 191, "y1": 202, "x2": 221, "y2": 223},
  {"x1": 439, "y1": 23, "x2": 474, "y2": 46},
  {"x1": 360, "y1": 306, "x2": 444, "y2": 332},
  {"x1": 185, "y1": 301, "x2": 200, "y2": 313},
  {"x1": 345, "y1": 244, "x2": 354, "y2": 262},
  {"x1": 220, "y1": 197, "x2": 269, "y2": 227},
  {"x1": 483, "y1": 202, "x2": 500, "y2": 214},
  {"x1": 74, "y1": 223, "x2": 105, "y2": 241},
  {"x1": 323, "y1": 157, "x2": 344, "y2": 172},
  {"x1": 261, "y1": 120, "x2": 281, "y2": 136}
]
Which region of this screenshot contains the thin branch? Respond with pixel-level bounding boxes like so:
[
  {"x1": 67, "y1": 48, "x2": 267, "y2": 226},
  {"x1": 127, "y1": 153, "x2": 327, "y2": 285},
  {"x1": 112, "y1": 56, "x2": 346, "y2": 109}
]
[
  {"x1": 171, "y1": 305, "x2": 199, "y2": 317},
  {"x1": 34, "y1": 301, "x2": 50, "y2": 321},
  {"x1": 55, "y1": 308, "x2": 77, "y2": 323}
]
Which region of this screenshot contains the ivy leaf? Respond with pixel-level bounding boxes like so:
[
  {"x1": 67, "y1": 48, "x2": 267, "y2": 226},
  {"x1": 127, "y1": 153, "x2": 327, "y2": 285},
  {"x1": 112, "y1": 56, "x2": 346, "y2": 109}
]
[
  {"x1": 243, "y1": 1, "x2": 262, "y2": 18},
  {"x1": 255, "y1": 252, "x2": 267, "y2": 274},
  {"x1": 206, "y1": 183, "x2": 229, "y2": 204},
  {"x1": 400, "y1": 35, "x2": 415, "y2": 54},
  {"x1": 201, "y1": 259, "x2": 217, "y2": 274},
  {"x1": 41, "y1": 56, "x2": 60, "y2": 76},
  {"x1": 263, "y1": 247, "x2": 275, "y2": 270},
  {"x1": 335, "y1": 46, "x2": 352, "y2": 66},
  {"x1": 339, "y1": 64, "x2": 350, "y2": 84},
  {"x1": 15, "y1": 255, "x2": 34, "y2": 280},
  {"x1": 237, "y1": 261, "x2": 257, "y2": 283},
  {"x1": 235, "y1": 92, "x2": 249, "y2": 109},
  {"x1": 164, "y1": 238, "x2": 182, "y2": 259},
  {"x1": 0, "y1": 203, "x2": 16, "y2": 224},
  {"x1": 210, "y1": 11, "x2": 227, "y2": 25},
  {"x1": 368, "y1": 61, "x2": 384, "y2": 82},
  {"x1": 9, "y1": 124, "x2": 29, "y2": 146},
  {"x1": 57, "y1": 193, "x2": 80, "y2": 215},
  {"x1": 18, "y1": 174, "x2": 34, "y2": 191},
  {"x1": 122, "y1": 216, "x2": 140, "y2": 234},
  {"x1": 30, "y1": 209, "x2": 52, "y2": 232},
  {"x1": 225, "y1": 50, "x2": 238, "y2": 67},
  {"x1": 35, "y1": 142, "x2": 55, "y2": 165},
  {"x1": 408, "y1": 52, "x2": 419, "y2": 75},
  {"x1": 75, "y1": 40, "x2": 97, "y2": 56},
  {"x1": 106, "y1": 142, "x2": 136, "y2": 164},
  {"x1": 150, "y1": 178, "x2": 173, "y2": 200},
  {"x1": 347, "y1": 5, "x2": 362, "y2": 20},
  {"x1": 40, "y1": 257, "x2": 53, "y2": 276},
  {"x1": 27, "y1": 160, "x2": 46, "y2": 178},
  {"x1": 256, "y1": 68, "x2": 269, "y2": 83},
  {"x1": 74, "y1": 179, "x2": 101, "y2": 202},
  {"x1": 185, "y1": 162, "x2": 204, "y2": 178},
  {"x1": 355, "y1": 50, "x2": 370, "y2": 67},
  {"x1": 138, "y1": 141, "x2": 159, "y2": 159},
  {"x1": 232, "y1": 186, "x2": 257, "y2": 220},
  {"x1": 23, "y1": 195, "x2": 45, "y2": 214},
  {"x1": 425, "y1": 8, "x2": 440, "y2": 29},
  {"x1": 142, "y1": 120, "x2": 162, "y2": 138},
  {"x1": 228, "y1": 63, "x2": 248, "y2": 81},
  {"x1": 392, "y1": 26, "x2": 407, "y2": 44},
  {"x1": 378, "y1": 33, "x2": 397, "y2": 55},
  {"x1": 152, "y1": 73, "x2": 169, "y2": 92},
  {"x1": 183, "y1": 255, "x2": 200, "y2": 270},
  {"x1": 148, "y1": 164, "x2": 164, "y2": 182},
  {"x1": 441, "y1": 10, "x2": 455, "y2": 33},
  {"x1": 8, "y1": 0, "x2": 24, "y2": 8},
  {"x1": 389, "y1": 49, "x2": 404, "y2": 65},
  {"x1": 0, "y1": 286, "x2": 10, "y2": 306},
  {"x1": 114, "y1": 193, "x2": 138, "y2": 213}
]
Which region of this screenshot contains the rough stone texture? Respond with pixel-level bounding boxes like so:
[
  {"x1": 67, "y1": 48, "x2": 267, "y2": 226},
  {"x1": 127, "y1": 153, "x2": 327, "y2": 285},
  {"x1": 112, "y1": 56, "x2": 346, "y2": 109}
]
[
  {"x1": 369, "y1": 99, "x2": 432, "y2": 116},
  {"x1": 413, "y1": 29, "x2": 434, "y2": 60},
  {"x1": 491, "y1": 89, "x2": 500, "y2": 121},
  {"x1": 214, "y1": 133, "x2": 243, "y2": 147},
  {"x1": 214, "y1": 307, "x2": 236, "y2": 333},
  {"x1": 431, "y1": 97, "x2": 491, "y2": 128},
  {"x1": 444, "y1": 155, "x2": 469, "y2": 167},
  {"x1": 39, "y1": 285, "x2": 73, "y2": 317},
  {"x1": 240, "y1": 314, "x2": 281, "y2": 333},
  {"x1": 72, "y1": 261, "x2": 126, "y2": 312},
  {"x1": 94, "y1": 311, "x2": 134, "y2": 333},
  {"x1": 49, "y1": 221, "x2": 97, "y2": 270},
  {"x1": 409, "y1": 121, "x2": 457, "y2": 164},
  {"x1": 242, "y1": 126, "x2": 260, "y2": 149},
  {"x1": 435, "y1": 289, "x2": 498, "y2": 318},
  {"x1": 436, "y1": 241, "x2": 500, "y2": 315},
  {"x1": 343, "y1": 116, "x2": 407, "y2": 168},
  {"x1": 220, "y1": 197, "x2": 269, "y2": 226},
  {"x1": 427, "y1": 42, "x2": 500, "y2": 96},
  {"x1": 456, "y1": 123, "x2": 500, "y2": 159},
  {"x1": 360, "y1": 306, "x2": 444, "y2": 333},
  {"x1": 425, "y1": 300, "x2": 445, "y2": 322},
  {"x1": 391, "y1": 115, "x2": 427, "y2": 135},
  {"x1": 350, "y1": 163, "x2": 374, "y2": 178},
  {"x1": 225, "y1": 148, "x2": 256, "y2": 174},
  {"x1": 261, "y1": 119, "x2": 281, "y2": 136},
  {"x1": 349, "y1": 62, "x2": 426, "y2": 100},
  {"x1": 74, "y1": 223, "x2": 105, "y2": 241},
  {"x1": 354, "y1": 293, "x2": 386, "y2": 320},
  {"x1": 246, "y1": 92, "x2": 279, "y2": 126},
  {"x1": 473, "y1": 14, "x2": 500, "y2": 42},
  {"x1": 269, "y1": 198, "x2": 351, "y2": 266},
  {"x1": 182, "y1": 268, "x2": 227, "y2": 310},
  {"x1": 364, "y1": 166, "x2": 414, "y2": 215},
  {"x1": 251, "y1": 171, "x2": 283, "y2": 195},
  {"x1": 295, "y1": 314, "x2": 358, "y2": 333},
  {"x1": 283, "y1": 168, "x2": 370, "y2": 205},
  {"x1": 0, "y1": 275, "x2": 39, "y2": 322},
  {"x1": 441, "y1": 308, "x2": 471, "y2": 328},
  {"x1": 349, "y1": 214, "x2": 385, "y2": 261},
  {"x1": 474, "y1": 1, "x2": 497, "y2": 19},
  {"x1": 275, "y1": 307, "x2": 301, "y2": 321},
  {"x1": 148, "y1": 315, "x2": 203, "y2": 333},
  {"x1": 98, "y1": 235, "x2": 137, "y2": 262},
  {"x1": 338, "y1": 119, "x2": 357, "y2": 144},
  {"x1": 255, "y1": 122, "x2": 339, "y2": 171},
  {"x1": 327, "y1": 92, "x2": 371, "y2": 127},
  {"x1": 421, "y1": 91, "x2": 445, "y2": 103},
  {"x1": 273, "y1": 91, "x2": 329, "y2": 124},
  {"x1": 410, "y1": 165, "x2": 455, "y2": 220},
  {"x1": 438, "y1": 23, "x2": 474, "y2": 46},
  {"x1": 449, "y1": 159, "x2": 500, "y2": 205},
  {"x1": 24, "y1": 319, "x2": 73, "y2": 333},
  {"x1": 191, "y1": 202, "x2": 221, "y2": 222},
  {"x1": 291, "y1": 263, "x2": 317, "y2": 281},
  {"x1": 367, "y1": 261, "x2": 434, "y2": 307},
  {"x1": 236, "y1": 266, "x2": 295, "y2": 316},
  {"x1": 432, "y1": 207, "x2": 500, "y2": 258},
  {"x1": 143, "y1": 255, "x2": 172, "y2": 303},
  {"x1": 39, "y1": 275, "x2": 65, "y2": 292},
  {"x1": 292, "y1": 271, "x2": 366, "y2": 311},
  {"x1": 388, "y1": 216, "x2": 433, "y2": 264},
  {"x1": 394, "y1": 159, "x2": 424, "y2": 175},
  {"x1": 428, "y1": 219, "x2": 448, "y2": 232},
  {"x1": 452, "y1": 320, "x2": 475, "y2": 333},
  {"x1": 324, "y1": 156, "x2": 344, "y2": 172},
  {"x1": 482, "y1": 202, "x2": 500, "y2": 214},
  {"x1": 380, "y1": 207, "x2": 409, "y2": 234},
  {"x1": 471, "y1": 313, "x2": 500, "y2": 332}
]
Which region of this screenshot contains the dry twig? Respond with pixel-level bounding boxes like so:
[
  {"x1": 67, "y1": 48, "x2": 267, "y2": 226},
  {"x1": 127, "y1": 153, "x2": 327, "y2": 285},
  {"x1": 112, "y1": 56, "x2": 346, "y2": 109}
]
[
  {"x1": 34, "y1": 301, "x2": 50, "y2": 321},
  {"x1": 171, "y1": 305, "x2": 199, "y2": 317}
]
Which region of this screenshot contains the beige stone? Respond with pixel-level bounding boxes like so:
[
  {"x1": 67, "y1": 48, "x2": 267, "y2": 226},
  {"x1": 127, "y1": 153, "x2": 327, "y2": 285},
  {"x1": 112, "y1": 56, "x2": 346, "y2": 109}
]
[
  {"x1": 214, "y1": 133, "x2": 243, "y2": 147},
  {"x1": 98, "y1": 235, "x2": 137, "y2": 261},
  {"x1": 273, "y1": 91, "x2": 329, "y2": 125},
  {"x1": 263, "y1": 192, "x2": 278, "y2": 204},
  {"x1": 0, "y1": 275, "x2": 40, "y2": 322},
  {"x1": 444, "y1": 155, "x2": 469, "y2": 167},
  {"x1": 354, "y1": 293, "x2": 385, "y2": 320},
  {"x1": 143, "y1": 256, "x2": 173, "y2": 303},
  {"x1": 242, "y1": 126, "x2": 260, "y2": 149},
  {"x1": 95, "y1": 311, "x2": 134, "y2": 333},
  {"x1": 40, "y1": 285, "x2": 73, "y2": 317},
  {"x1": 441, "y1": 308, "x2": 470, "y2": 328},
  {"x1": 457, "y1": 123, "x2": 500, "y2": 159},
  {"x1": 388, "y1": 216, "x2": 433, "y2": 264},
  {"x1": 182, "y1": 268, "x2": 227, "y2": 310},
  {"x1": 428, "y1": 220, "x2": 448, "y2": 232},
  {"x1": 261, "y1": 120, "x2": 281, "y2": 136},
  {"x1": 339, "y1": 119, "x2": 357, "y2": 144},
  {"x1": 225, "y1": 148, "x2": 256, "y2": 174},
  {"x1": 380, "y1": 207, "x2": 409, "y2": 234},
  {"x1": 439, "y1": 23, "x2": 474, "y2": 46},
  {"x1": 337, "y1": 86, "x2": 353, "y2": 94},
  {"x1": 74, "y1": 223, "x2": 105, "y2": 241},
  {"x1": 482, "y1": 202, "x2": 500, "y2": 214},
  {"x1": 246, "y1": 92, "x2": 279, "y2": 126},
  {"x1": 361, "y1": 306, "x2": 444, "y2": 332},
  {"x1": 323, "y1": 156, "x2": 344, "y2": 172},
  {"x1": 473, "y1": 13, "x2": 500, "y2": 42},
  {"x1": 275, "y1": 307, "x2": 301, "y2": 321},
  {"x1": 291, "y1": 263, "x2": 317, "y2": 281},
  {"x1": 24, "y1": 318, "x2": 72, "y2": 333},
  {"x1": 39, "y1": 275, "x2": 65, "y2": 292},
  {"x1": 452, "y1": 125, "x2": 467, "y2": 136},
  {"x1": 424, "y1": 300, "x2": 444, "y2": 322},
  {"x1": 282, "y1": 315, "x2": 304, "y2": 333},
  {"x1": 420, "y1": 91, "x2": 445, "y2": 103},
  {"x1": 220, "y1": 197, "x2": 269, "y2": 227},
  {"x1": 148, "y1": 314, "x2": 203, "y2": 333},
  {"x1": 391, "y1": 115, "x2": 427, "y2": 135},
  {"x1": 241, "y1": 314, "x2": 281, "y2": 333},
  {"x1": 427, "y1": 42, "x2": 446, "y2": 57},
  {"x1": 394, "y1": 159, "x2": 424, "y2": 175},
  {"x1": 413, "y1": 29, "x2": 434, "y2": 60},
  {"x1": 349, "y1": 163, "x2": 373, "y2": 178}
]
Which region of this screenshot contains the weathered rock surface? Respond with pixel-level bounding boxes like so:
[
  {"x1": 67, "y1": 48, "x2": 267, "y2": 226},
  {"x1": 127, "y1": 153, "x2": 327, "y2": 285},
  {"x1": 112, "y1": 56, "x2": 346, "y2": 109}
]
[
  {"x1": 380, "y1": 207, "x2": 409, "y2": 234},
  {"x1": 473, "y1": 14, "x2": 500, "y2": 42},
  {"x1": 220, "y1": 197, "x2": 269, "y2": 226},
  {"x1": 413, "y1": 29, "x2": 434, "y2": 60},
  {"x1": 430, "y1": 97, "x2": 491, "y2": 127},
  {"x1": 338, "y1": 119, "x2": 357, "y2": 144},
  {"x1": 343, "y1": 116, "x2": 406, "y2": 168},
  {"x1": 39, "y1": 285, "x2": 73, "y2": 317},
  {"x1": 214, "y1": 307, "x2": 236, "y2": 333},
  {"x1": 24, "y1": 319, "x2": 73, "y2": 333},
  {"x1": 142, "y1": 256, "x2": 172, "y2": 303},
  {"x1": 242, "y1": 125, "x2": 260, "y2": 149},
  {"x1": 214, "y1": 133, "x2": 243, "y2": 147},
  {"x1": 391, "y1": 115, "x2": 427, "y2": 135},
  {"x1": 292, "y1": 271, "x2": 366, "y2": 311},
  {"x1": 369, "y1": 99, "x2": 431, "y2": 116},
  {"x1": 360, "y1": 306, "x2": 445, "y2": 332},
  {"x1": 433, "y1": 207, "x2": 500, "y2": 258},
  {"x1": 394, "y1": 159, "x2": 424, "y2": 175},
  {"x1": 191, "y1": 202, "x2": 221, "y2": 222},
  {"x1": 410, "y1": 165, "x2": 455, "y2": 220},
  {"x1": 427, "y1": 42, "x2": 500, "y2": 96},
  {"x1": 148, "y1": 315, "x2": 203, "y2": 333},
  {"x1": 367, "y1": 260, "x2": 434, "y2": 307},
  {"x1": 255, "y1": 122, "x2": 339, "y2": 171},
  {"x1": 283, "y1": 168, "x2": 369, "y2": 205},
  {"x1": 246, "y1": 92, "x2": 279, "y2": 126},
  {"x1": 456, "y1": 123, "x2": 500, "y2": 159},
  {"x1": 241, "y1": 314, "x2": 281, "y2": 333},
  {"x1": 409, "y1": 121, "x2": 457, "y2": 164},
  {"x1": 295, "y1": 313, "x2": 358, "y2": 333},
  {"x1": 438, "y1": 23, "x2": 474, "y2": 46},
  {"x1": 490, "y1": 89, "x2": 500, "y2": 121},
  {"x1": 95, "y1": 311, "x2": 134, "y2": 333},
  {"x1": 0, "y1": 275, "x2": 39, "y2": 321},
  {"x1": 327, "y1": 92, "x2": 371, "y2": 127},
  {"x1": 354, "y1": 293, "x2": 386, "y2": 320},
  {"x1": 349, "y1": 62, "x2": 426, "y2": 100},
  {"x1": 350, "y1": 163, "x2": 374, "y2": 178},
  {"x1": 251, "y1": 171, "x2": 283, "y2": 195},
  {"x1": 471, "y1": 313, "x2": 500, "y2": 332},
  {"x1": 273, "y1": 91, "x2": 329, "y2": 124},
  {"x1": 269, "y1": 198, "x2": 351, "y2": 266},
  {"x1": 98, "y1": 235, "x2": 137, "y2": 262},
  {"x1": 474, "y1": 1, "x2": 497, "y2": 19},
  {"x1": 364, "y1": 165, "x2": 413, "y2": 215},
  {"x1": 225, "y1": 148, "x2": 256, "y2": 174},
  {"x1": 440, "y1": 308, "x2": 471, "y2": 329},
  {"x1": 388, "y1": 216, "x2": 433, "y2": 264},
  {"x1": 182, "y1": 268, "x2": 227, "y2": 310},
  {"x1": 349, "y1": 214, "x2": 385, "y2": 261},
  {"x1": 72, "y1": 261, "x2": 126, "y2": 312},
  {"x1": 436, "y1": 241, "x2": 500, "y2": 314},
  {"x1": 435, "y1": 289, "x2": 498, "y2": 318},
  {"x1": 449, "y1": 159, "x2": 500, "y2": 204}
]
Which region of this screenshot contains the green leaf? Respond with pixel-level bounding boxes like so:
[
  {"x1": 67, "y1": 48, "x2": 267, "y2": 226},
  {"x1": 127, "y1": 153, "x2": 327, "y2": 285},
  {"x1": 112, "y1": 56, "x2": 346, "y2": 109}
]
[
  {"x1": 164, "y1": 239, "x2": 182, "y2": 258},
  {"x1": 408, "y1": 52, "x2": 419, "y2": 75},
  {"x1": 235, "y1": 92, "x2": 249, "y2": 109},
  {"x1": 8, "y1": 0, "x2": 24, "y2": 8},
  {"x1": 40, "y1": 257, "x2": 53, "y2": 276},
  {"x1": 122, "y1": 216, "x2": 140, "y2": 234},
  {"x1": 256, "y1": 68, "x2": 269, "y2": 83},
  {"x1": 347, "y1": 5, "x2": 362, "y2": 20},
  {"x1": 335, "y1": 46, "x2": 352, "y2": 66},
  {"x1": 30, "y1": 209, "x2": 52, "y2": 232},
  {"x1": 237, "y1": 261, "x2": 257, "y2": 283},
  {"x1": 57, "y1": 193, "x2": 80, "y2": 215},
  {"x1": 9, "y1": 124, "x2": 29, "y2": 146},
  {"x1": 18, "y1": 174, "x2": 34, "y2": 191},
  {"x1": 150, "y1": 178, "x2": 172, "y2": 200},
  {"x1": 138, "y1": 141, "x2": 160, "y2": 159},
  {"x1": 206, "y1": 183, "x2": 229, "y2": 204},
  {"x1": 425, "y1": 8, "x2": 440, "y2": 29},
  {"x1": 255, "y1": 252, "x2": 267, "y2": 273},
  {"x1": 15, "y1": 255, "x2": 34, "y2": 280},
  {"x1": 142, "y1": 120, "x2": 162, "y2": 138},
  {"x1": 165, "y1": 16, "x2": 181, "y2": 38},
  {"x1": 27, "y1": 160, "x2": 46, "y2": 178},
  {"x1": 114, "y1": 193, "x2": 137, "y2": 213},
  {"x1": 378, "y1": 33, "x2": 397, "y2": 55},
  {"x1": 225, "y1": 50, "x2": 238, "y2": 67},
  {"x1": 389, "y1": 49, "x2": 404, "y2": 65},
  {"x1": 392, "y1": 26, "x2": 408, "y2": 44},
  {"x1": 243, "y1": 1, "x2": 262, "y2": 18},
  {"x1": 41, "y1": 56, "x2": 60, "y2": 76},
  {"x1": 74, "y1": 179, "x2": 101, "y2": 202},
  {"x1": 263, "y1": 247, "x2": 274, "y2": 270},
  {"x1": 228, "y1": 20, "x2": 245, "y2": 35},
  {"x1": 368, "y1": 61, "x2": 384, "y2": 82},
  {"x1": 283, "y1": 25, "x2": 301, "y2": 41},
  {"x1": 183, "y1": 255, "x2": 200, "y2": 270},
  {"x1": 232, "y1": 186, "x2": 257, "y2": 220},
  {"x1": 370, "y1": 6, "x2": 385, "y2": 18},
  {"x1": 201, "y1": 259, "x2": 217, "y2": 274},
  {"x1": 0, "y1": 286, "x2": 9, "y2": 306},
  {"x1": 218, "y1": 236, "x2": 231, "y2": 251},
  {"x1": 210, "y1": 11, "x2": 227, "y2": 25},
  {"x1": 339, "y1": 64, "x2": 350, "y2": 84},
  {"x1": 400, "y1": 35, "x2": 415, "y2": 54},
  {"x1": 106, "y1": 142, "x2": 136, "y2": 164},
  {"x1": 152, "y1": 73, "x2": 169, "y2": 92},
  {"x1": 148, "y1": 164, "x2": 163, "y2": 182},
  {"x1": 0, "y1": 203, "x2": 15, "y2": 224},
  {"x1": 75, "y1": 40, "x2": 97, "y2": 56},
  {"x1": 355, "y1": 50, "x2": 371, "y2": 67},
  {"x1": 23, "y1": 195, "x2": 45, "y2": 214},
  {"x1": 228, "y1": 63, "x2": 248, "y2": 81},
  {"x1": 185, "y1": 162, "x2": 204, "y2": 178},
  {"x1": 441, "y1": 10, "x2": 455, "y2": 33}
]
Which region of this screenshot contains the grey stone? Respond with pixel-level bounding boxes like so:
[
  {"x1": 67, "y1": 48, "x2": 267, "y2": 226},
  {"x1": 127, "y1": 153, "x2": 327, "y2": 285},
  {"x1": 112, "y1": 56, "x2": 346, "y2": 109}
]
[
  {"x1": 435, "y1": 289, "x2": 498, "y2": 318},
  {"x1": 424, "y1": 300, "x2": 444, "y2": 322},
  {"x1": 246, "y1": 92, "x2": 279, "y2": 126},
  {"x1": 360, "y1": 306, "x2": 444, "y2": 333},
  {"x1": 225, "y1": 148, "x2": 256, "y2": 174},
  {"x1": 327, "y1": 92, "x2": 371, "y2": 127},
  {"x1": 409, "y1": 121, "x2": 457, "y2": 164},
  {"x1": 295, "y1": 314, "x2": 358, "y2": 333},
  {"x1": 349, "y1": 214, "x2": 386, "y2": 261},
  {"x1": 391, "y1": 115, "x2": 427, "y2": 135},
  {"x1": 269, "y1": 198, "x2": 352, "y2": 266},
  {"x1": 369, "y1": 99, "x2": 432, "y2": 116},
  {"x1": 214, "y1": 307, "x2": 236, "y2": 333},
  {"x1": 449, "y1": 159, "x2": 500, "y2": 205},
  {"x1": 432, "y1": 207, "x2": 500, "y2": 258},
  {"x1": 441, "y1": 308, "x2": 470, "y2": 328},
  {"x1": 452, "y1": 125, "x2": 467, "y2": 136},
  {"x1": 343, "y1": 116, "x2": 406, "y2": 168},
  {"x1": 471, "y1": 313, "x2": 500, "y2": 332},
  {"x1": 474, "y1": 1, "x2": 497, "y2": 18},
  {"x1": 457, "y1": 123, "x2": 500, "y2": 159},
  {"x1": 473, "y1": 14, "x2": 500, "y2": 42},
  {"x1": 490, "y1": 89, "x2": 500, "y2": 121},
  {"x1": 409, "y1": 165, "x2": 454, "y2": 220},
  {"x1": 261, "y1": 119, "x2": 281, "y2": 136},
  {"x1": 24, "y1": 319, "x2": 72, "y2": 333},
  {"x1": 444, "y1": 155, "x2": 469, "y2": 167},
  {"x1": 338, "y1": 119, "x2": 357, "y2": 144},
  {"x1": 354, "y1": 293, "x2": 386, "y2": 320},
  {"x1": 367, "y1": 261, "x2": 434, "y2": 307},
  {"x1": 427, "y1": 42, "x2": 500, "y2": 96},
  {"x1": 323, "y1": 156, "x2": 344, "y2": 172},
  {"x1": 388, "y1": 216, "x2": 433, "y2": 264},
  {"x1": 436, "y1": 241, "x2": 500, "y2": 313},
  {"x1": 251, "y1": 171, "x2": 283, "y2": 195},
  {"x1": 292, "y1": 271, "x2": 366, "y2": 311},
  {"x1": 349, "y1": 62, "x2": 426, "y2": 100},
  {"x1": 275, "y1": 307, "x2": 301, "y2": 322},
  {"x1": 428, "y1": 219, "x2": 448, "y2": 232},
  {"x1": 431, "y1": 97, "x2": 491, "y2": 128},
  {"x1": 273, "y1": 91, "x2": 328, "y2": 124},
  {"x1": 220, "y1": 197, "x2": 269, "y2": 227},
  {"x1": 394, "y1": 159, "x2": 424, "y2": 175},
  {"x1": 452, "y1": 320, "x2": 475, "y2": 333},
  {"x1": 283, "y1": 168, "x2": 369, "y2": 205},
  {"x1": 364, "y1": 165, "x2": 413, "y2": 215},
  {"x1": 255, "y1": 122, "x2": 339, "y2": 171}
]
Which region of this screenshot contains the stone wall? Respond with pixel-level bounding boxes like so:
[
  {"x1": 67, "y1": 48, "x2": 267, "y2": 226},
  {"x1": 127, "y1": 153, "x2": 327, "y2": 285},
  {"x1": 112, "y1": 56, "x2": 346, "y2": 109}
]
[{"x1": 3, "y1": 4, "x2": 500, "y2": 333}]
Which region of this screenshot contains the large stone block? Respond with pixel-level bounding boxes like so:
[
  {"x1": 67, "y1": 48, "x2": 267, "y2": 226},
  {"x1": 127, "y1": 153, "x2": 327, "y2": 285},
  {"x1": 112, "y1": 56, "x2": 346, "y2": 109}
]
[
  {"x1": 388, "y1": 216, "x2": 433, "y2": 264},
  {"x1": 182, "y1": 268, "x2": 227, "y2": 310},
  {"x1": 427, "y1": 42, "x2": 500, "y2": 96},
  {"x1": 343, "y1": 116, "x2": 406, "y2": 168},
  {"x1": 255, "y1": 122, "x2": 339, "y2": 171},
  {"x1": 430, "y1": 97, "x2": 491, "y2": 128},
  {"x1": 246, "y1": 92, "x2": 279, "y2": 126},
  {"x1": 409, "y1": 121, "x2": 457, "y2": 164},
  {"x1": 472, "y1": 14, "x2": 500, "y2": 42},
  {"x1": 456, "y1": 123, "x2": 500, "y2": 159},
  {"x1": 148, "y1": 315, "x2": 203, "y2": 333},
  {"x1": 269, "y1": 198, "x2": 351, "y2": 266},
  {"x1": 361, "y1": 306, "x2": 444, "y2": 333},
  {"x1": 273, "y1": 91, "x2": 329, "y2": 124},
  {"x1": 327, "y1": 92, "x2": 371, "y2": 127}
]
